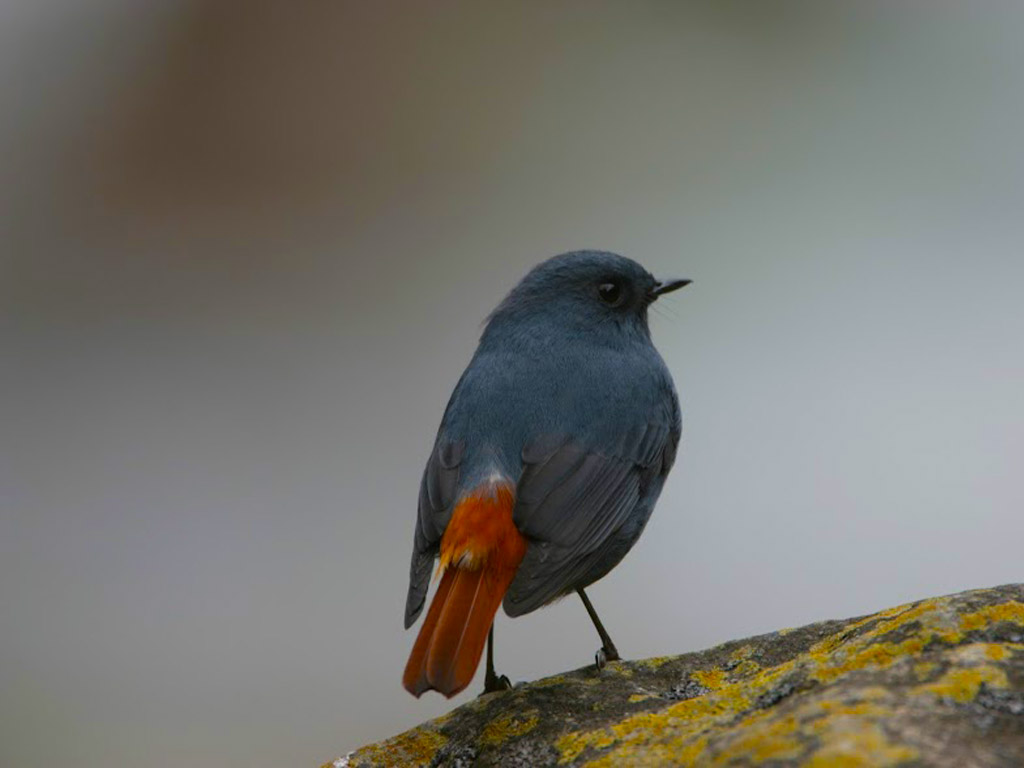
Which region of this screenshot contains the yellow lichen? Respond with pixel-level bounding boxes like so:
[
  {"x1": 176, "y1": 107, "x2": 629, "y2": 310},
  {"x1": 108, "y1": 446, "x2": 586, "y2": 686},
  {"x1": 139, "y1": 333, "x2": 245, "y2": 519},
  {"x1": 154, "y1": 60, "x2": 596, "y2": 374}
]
[
  {"x1": 479, "y1": 710, "x2": 539, "y2": 746},
  {"x1": 691, "y1": 668, "x2": 727, "y2": 690},
  {"x1": 352, "y1": 725, "x2": 446, "y2": 767},
  {"x1": 984, "y1": 643, "x2": 1009, "y2": 661},
  {"x1": 557, "y1": 727, "x2": 617, "y2": 764},
  {"x1": 812, "y1": 637, "x2": 925, "y2": 683},
  {"x1": 708, "y1": 710, "x2": 805, "y2": 763},
  {"x1": 960, "y1": 601, "x2": 1024, "y2": 631},
  {"x1": 804, "y1": 724, "x2": 918, "y2": 767},
  {"x1": 715, "y1": 689, "x2": 920, "y2": 766},
  {"x1": 606, "y1": 661, "x2": 633, "y2": 677},
  {"x1": 556, "y1": 662, "x2": 765, "y2": 764},
  {"x1": 532, "y1": 674, "x2": 568, "y2": 688},
  {"x1": 804, "y1": 594, "x2": 1021, "y2": 685},
  {"x1": 810, "y1": 599, "x2": 937, "y2": 661},
  {"x1": 728, "y1": 644, "x2": 756, "y2": 661},
  {"x1": 557, "y1": 698, "x2": 716, "y2": 764},
  {"x1": 913, "y1": 664, "x2": 1008, "y2": 702},
  {"x1": 730, "y1": 659, "x2": 763, "y2": 677}
]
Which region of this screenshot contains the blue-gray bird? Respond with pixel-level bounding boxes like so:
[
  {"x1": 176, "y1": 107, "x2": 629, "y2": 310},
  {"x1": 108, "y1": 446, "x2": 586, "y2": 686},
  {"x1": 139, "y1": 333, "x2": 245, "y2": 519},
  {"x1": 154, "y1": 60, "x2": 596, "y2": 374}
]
[{"x1": 403, "y1": 251, "x2": 688, "y2": 697}]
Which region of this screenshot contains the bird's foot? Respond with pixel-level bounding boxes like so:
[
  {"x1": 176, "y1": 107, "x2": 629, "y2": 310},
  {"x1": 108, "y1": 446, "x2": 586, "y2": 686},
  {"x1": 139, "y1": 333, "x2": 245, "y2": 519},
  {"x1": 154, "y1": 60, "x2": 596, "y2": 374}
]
[
  {"x1": 482, "y1": 672, "x2": 512, "y2": 695},
  {"x1": 595, "y1": 645, "x2": 621, "y2": 670}
]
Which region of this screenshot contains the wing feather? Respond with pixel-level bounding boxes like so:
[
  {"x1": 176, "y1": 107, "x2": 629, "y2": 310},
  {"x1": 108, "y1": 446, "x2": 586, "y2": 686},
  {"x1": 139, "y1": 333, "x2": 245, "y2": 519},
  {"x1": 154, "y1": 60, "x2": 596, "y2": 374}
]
[
  {"x1": 405, "y1": 439, "x2": 463, "y2": 628},
  {"x1": 503, "y1": 421, "x2": 674, "y2": 616}
]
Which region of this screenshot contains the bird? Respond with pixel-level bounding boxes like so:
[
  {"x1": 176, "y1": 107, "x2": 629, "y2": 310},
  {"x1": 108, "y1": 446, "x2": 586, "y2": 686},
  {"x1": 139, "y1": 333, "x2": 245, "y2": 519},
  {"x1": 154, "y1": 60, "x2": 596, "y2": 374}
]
[{"x1": 402, "y1": 250, "x2": 688, "y2": 698}]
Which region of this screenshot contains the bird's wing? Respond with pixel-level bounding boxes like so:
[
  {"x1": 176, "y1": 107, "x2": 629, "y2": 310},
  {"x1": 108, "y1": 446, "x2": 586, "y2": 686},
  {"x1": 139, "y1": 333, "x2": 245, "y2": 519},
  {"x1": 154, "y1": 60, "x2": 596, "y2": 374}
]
[
  {"x1": 503, "y1": 419, "x2": 677, "y2": 616},
  {"x1": 404, "y1": 438, "x2": 464, "y2": 628}
]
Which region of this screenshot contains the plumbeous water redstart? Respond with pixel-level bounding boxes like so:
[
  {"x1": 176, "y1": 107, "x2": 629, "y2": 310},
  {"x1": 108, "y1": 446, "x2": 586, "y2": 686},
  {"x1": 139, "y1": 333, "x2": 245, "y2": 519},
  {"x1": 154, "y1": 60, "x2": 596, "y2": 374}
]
[{"x1": 403, "y1": 250, "x2": 689, "y2": 697}]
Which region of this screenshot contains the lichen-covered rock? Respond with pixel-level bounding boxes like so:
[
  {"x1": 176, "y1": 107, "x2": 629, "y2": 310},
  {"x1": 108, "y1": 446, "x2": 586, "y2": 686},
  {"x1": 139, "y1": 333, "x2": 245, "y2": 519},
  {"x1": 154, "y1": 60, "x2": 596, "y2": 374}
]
[{"x1": 328, "y1": 584, "x2": 1024, "y2": 767}]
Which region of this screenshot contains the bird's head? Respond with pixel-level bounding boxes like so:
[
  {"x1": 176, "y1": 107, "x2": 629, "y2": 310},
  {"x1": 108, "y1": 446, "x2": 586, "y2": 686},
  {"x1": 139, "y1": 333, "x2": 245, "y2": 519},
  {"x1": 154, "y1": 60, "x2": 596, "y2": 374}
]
[{"x1": 483, "y1": 250, "x2": 689, "y2": 345}]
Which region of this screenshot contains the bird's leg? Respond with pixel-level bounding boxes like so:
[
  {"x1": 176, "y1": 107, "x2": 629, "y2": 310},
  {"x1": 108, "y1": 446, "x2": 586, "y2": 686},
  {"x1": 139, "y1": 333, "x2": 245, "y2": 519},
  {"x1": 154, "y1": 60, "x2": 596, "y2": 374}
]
[
  {"x1": 482, "y1": 624, "x2": 512, "y2": 694},
  {"x1": 577, "y1": 588, "x2": 620, "y2": 669}
]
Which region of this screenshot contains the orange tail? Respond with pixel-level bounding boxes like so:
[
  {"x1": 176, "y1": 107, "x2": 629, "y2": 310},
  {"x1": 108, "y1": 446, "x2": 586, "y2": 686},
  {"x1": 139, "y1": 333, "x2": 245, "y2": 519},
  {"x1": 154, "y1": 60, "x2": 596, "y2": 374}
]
[{"x1": 403, "y1": 483, "x2": 525, "y2": 698}]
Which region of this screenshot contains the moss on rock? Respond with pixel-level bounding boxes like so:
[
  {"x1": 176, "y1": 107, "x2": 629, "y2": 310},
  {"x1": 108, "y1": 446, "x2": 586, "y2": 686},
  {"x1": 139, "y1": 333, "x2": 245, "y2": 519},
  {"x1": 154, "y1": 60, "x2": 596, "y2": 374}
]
[{"x1": 330, "y1": 584, "x2": 1024, "y2": 767}]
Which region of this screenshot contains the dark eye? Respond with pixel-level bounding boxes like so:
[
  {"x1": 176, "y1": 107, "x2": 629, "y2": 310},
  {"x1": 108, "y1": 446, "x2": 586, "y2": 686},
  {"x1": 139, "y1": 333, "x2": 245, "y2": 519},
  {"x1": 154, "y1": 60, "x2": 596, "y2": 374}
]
[{"x1": 597, "y1": 281, "x2": 624, "y2": 306}]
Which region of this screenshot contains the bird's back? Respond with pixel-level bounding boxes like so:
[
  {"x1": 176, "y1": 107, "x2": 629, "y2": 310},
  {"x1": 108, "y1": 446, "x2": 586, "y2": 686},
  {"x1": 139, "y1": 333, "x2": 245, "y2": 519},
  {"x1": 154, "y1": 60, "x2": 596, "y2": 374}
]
[{"x1": 440, "y1": 332, "x2": 679, "y2": 487}]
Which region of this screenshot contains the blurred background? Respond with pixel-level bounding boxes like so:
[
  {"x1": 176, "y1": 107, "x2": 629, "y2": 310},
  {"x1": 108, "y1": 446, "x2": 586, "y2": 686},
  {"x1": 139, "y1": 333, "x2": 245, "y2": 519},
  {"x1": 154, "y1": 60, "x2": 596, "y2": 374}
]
[{"x1": 2, "y1": 1, "x2": 1022, "y2": 766}]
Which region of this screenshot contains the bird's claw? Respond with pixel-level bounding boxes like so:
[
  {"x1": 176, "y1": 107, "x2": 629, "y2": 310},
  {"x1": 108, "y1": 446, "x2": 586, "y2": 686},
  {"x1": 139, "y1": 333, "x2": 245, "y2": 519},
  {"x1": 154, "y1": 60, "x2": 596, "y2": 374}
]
[
  {"x1": 482, "y1": 673, "x2": 512, "y2": 695},
  {"x1": 595, "y1": 644, "x2": 621, "y2": 671}
]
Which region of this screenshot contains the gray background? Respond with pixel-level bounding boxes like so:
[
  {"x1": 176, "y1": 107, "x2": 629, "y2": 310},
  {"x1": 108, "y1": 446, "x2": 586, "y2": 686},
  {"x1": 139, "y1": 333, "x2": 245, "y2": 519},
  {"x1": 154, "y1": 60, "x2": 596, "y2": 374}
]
[{"x1": 2, "y1": 2, "x2": 1022, "y2": 767}]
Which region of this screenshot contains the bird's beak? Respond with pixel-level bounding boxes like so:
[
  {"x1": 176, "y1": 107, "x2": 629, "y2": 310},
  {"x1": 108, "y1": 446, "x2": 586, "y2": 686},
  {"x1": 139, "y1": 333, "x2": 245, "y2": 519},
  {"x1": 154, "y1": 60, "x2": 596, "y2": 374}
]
[{"x1": 650, "y1": 278, "x2": 692, "y2": 298}]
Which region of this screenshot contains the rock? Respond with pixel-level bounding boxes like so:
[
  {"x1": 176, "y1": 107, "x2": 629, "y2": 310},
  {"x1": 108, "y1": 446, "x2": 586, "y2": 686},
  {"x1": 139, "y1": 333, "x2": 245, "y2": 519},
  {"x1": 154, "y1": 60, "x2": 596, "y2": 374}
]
[{"x1": 328, "y1": 584, "x2": 1024, "y2": 766}]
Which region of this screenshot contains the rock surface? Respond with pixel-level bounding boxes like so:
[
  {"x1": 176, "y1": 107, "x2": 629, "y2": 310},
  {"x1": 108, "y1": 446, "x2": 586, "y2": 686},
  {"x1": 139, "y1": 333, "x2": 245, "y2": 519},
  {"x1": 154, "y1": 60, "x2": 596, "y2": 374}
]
[{"x1": 329, "y1": 584, "x2": 1024, "y2": 766}]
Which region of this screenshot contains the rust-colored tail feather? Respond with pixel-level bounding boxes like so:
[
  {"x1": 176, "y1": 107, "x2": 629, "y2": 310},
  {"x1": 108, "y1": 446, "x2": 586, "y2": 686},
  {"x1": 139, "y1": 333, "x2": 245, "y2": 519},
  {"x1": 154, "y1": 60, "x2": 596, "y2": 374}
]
[
  {"x1": 403, "y1": 483, "x2": 525, "y2": 698},
  {"x1": 403, "y1": 565, "x2": 511, "y2": 697},
  {"x1": 403, "y1": 564, "x2": 457, "y2": 697}
]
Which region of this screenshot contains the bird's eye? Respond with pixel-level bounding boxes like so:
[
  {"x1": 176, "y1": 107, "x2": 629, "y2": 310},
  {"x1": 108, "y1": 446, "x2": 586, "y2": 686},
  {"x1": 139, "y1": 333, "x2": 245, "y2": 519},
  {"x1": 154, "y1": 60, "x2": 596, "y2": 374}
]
[{"x1": 597, "y1": 281, "x2": 624, "y2": 306}]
